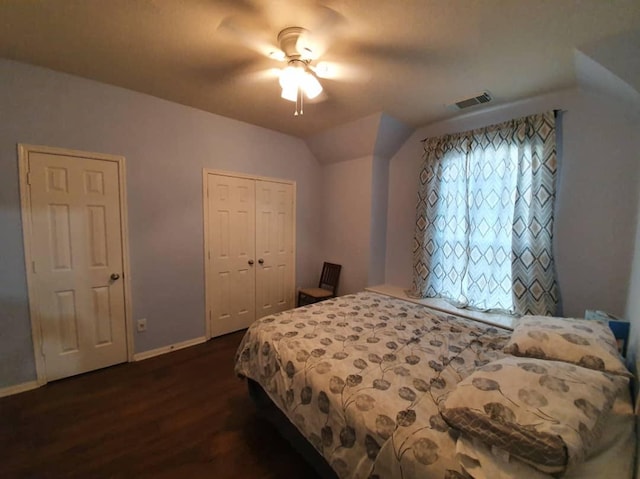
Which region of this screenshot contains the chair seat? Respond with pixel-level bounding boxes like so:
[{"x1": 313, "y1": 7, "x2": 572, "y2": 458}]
[
  {"x1": 297, "y1": 262, "x2": 341, "y2": 307},
  {"x1": 299, "y1": 287, "x2": 333, "y2": 298}
]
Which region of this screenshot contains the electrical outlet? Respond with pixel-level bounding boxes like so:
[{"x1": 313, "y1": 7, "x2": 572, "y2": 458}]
[{"x1": 137, "y1": 318, "x2": 147, "y2": 332}]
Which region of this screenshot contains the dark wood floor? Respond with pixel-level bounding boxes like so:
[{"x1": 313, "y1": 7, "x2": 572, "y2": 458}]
[{"x1": 0, "y1": 331, "x2": 320, "y2": 478}]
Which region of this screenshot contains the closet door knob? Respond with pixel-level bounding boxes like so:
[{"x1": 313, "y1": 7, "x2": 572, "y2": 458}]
[
  {"x1": 258, "y1": 258, "x2": 264, "y2": 264},
  {"x1": 110, "y1": 273, "x2": 120, "y2": 281},
  {"x1": 248, "y1": 259, "x2": 254, "y2": 265}
]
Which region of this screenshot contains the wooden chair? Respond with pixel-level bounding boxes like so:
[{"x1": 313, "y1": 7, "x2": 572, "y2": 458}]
[{"x1": 298, "y1": 262, "x2": 342, "y2": 307}]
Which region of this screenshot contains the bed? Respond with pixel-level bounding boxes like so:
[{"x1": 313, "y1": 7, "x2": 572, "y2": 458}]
[{"x1": 234, "y1": 292, "x2": 635, "y2": 479}]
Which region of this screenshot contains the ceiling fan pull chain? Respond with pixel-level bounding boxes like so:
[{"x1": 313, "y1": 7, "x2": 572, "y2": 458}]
[{"x1": 294, "y1": 86, "x2": 304, "y2": 116}]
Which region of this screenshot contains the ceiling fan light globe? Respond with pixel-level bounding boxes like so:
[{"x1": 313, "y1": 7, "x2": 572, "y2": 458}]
[
  {"x1": 279, "y1": 65, "x2": 303, "y2": 90},
  {"x1": 281, "y1": 86, "x2": 298, "y2": 102},
  {"x1": 302, "y1": 72, "x2": 323, "y2": 99}
]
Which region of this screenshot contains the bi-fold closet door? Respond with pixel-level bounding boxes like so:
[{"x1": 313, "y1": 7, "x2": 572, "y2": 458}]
[{"x1": 205, "y1": 171, "x2": 295, "y2": 337}]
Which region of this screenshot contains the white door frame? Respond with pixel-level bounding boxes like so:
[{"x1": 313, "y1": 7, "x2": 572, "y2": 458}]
[
  {"x1": 18, "y1": 144, "x2": 134, "y2": 385},
  {"x1": 202, "y1": 169, "x2": 296, "y2": 340}
]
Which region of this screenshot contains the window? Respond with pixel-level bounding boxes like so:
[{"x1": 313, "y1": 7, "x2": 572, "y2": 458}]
[{"x1": 411, "y1": 112, "x2": 558, "y2": 316}]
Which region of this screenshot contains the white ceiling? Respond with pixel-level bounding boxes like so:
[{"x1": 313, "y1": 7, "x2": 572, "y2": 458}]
[{"x1": 1, "y1": 0, "x2": 639, "y2": 138}]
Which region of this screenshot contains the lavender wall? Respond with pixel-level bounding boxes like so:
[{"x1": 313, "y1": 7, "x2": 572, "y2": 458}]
[
  {"x1": 321, "y1": 156, "x2": 373, "y2": 295},
  {"x1": 369, "y1": 156, "x2": 389, "y2": 286},
  {"x1": 0, "y1": 60, "x2": 323, "y2": 388},
  {"x1": 385, "y1": 88, "x2": 640, "y2": 319},
  {"x1": 625, "y1": 156, "x2": 640, "y2": 375}
]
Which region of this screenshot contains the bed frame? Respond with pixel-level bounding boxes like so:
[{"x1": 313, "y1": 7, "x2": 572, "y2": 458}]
[{"x1": 247, "y1": 379, "x2": 338, "y2": 479}]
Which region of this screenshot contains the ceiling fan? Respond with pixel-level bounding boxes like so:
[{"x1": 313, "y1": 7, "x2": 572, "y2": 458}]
[
  {"x1": 273, "y1": 26, "x2": 324, "y2": 114},
  {"x1": 215, "y1": 2, "x2": 439, "y2": 120},
  {"x1": 217, "y1": 5, "x2": 357, "y2": 116}
]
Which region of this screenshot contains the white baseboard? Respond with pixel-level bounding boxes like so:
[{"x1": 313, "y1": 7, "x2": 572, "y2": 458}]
[
  {"x1": 133, "y1": 336, "x2": 207, "y2": 361},
  {"x1": 0, "y1": 380, "x2": 40, "y2": 398},
  {"x1": 0, "y1": 338, "x2": 208, "y2": 396}
]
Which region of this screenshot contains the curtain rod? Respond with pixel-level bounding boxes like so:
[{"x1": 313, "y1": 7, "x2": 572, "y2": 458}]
[{"x1": 420, "y1": 109, "x2": 565, "y2": 143}]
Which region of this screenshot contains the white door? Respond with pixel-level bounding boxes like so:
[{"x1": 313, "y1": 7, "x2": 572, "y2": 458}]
[
  {"x1": 207, "y1": 174, "x2": 256, "y2": 336},
  {"x1": 205, "y1": 172, "x2": 295, "y2": 337},
  {"x1": 27, "y1": 151, "x2": 128, "y2": 381},
  {"x1": 255, "y1": 180, "x2": 294, "y2": 317}
]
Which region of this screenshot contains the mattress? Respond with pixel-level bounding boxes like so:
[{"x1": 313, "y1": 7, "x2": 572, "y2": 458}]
[{"x1": 234, "y1": 292, "x2": 635, "y2": 479}]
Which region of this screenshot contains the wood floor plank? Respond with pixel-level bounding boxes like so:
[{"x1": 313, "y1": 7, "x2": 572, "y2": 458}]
[{"x1": 0, "y1": 331, "x2": 320, "y2": 478}]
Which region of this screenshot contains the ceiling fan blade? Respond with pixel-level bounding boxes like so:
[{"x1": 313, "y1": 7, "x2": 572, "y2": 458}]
[
  {"x1": 309, "y1": 5, "x2": 347, "y2": 39},
  {"x1": 295, "y1": 30, "x2": 329, "y2": 61},
  {"x1": 350, "y1": 40, "x2": 437, "y2": 66},
  {"x1": 217, "y1": 17, "x2": 284, "y2": 60},
  {"x1": 194, "y1": 58, "x2": 265, "y2": 85},
  {"x1": 295, "y1": 5, "x2": 346, "y2": 60},
  {"x1": 243, "y1": 67, "x2": 282, "y2": 84},
  {"x1": 211, "y1": 0, "x2": 261, "y2": 15},
  {"x1": 311, "y1": 61, "x2": 371, "y2": 82},
  {"x1": 294, "y1": 33, "x2": 316, "y2": 60}
]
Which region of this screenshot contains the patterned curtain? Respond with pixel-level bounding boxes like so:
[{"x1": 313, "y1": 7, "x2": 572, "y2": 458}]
[{"x1": 410, "y1": 111, "x2": 558, "y2": 316}]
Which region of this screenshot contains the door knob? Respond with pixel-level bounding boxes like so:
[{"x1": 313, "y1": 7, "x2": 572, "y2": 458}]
[
  {"x1": 248, "y1": 259, "x2": 254, "y2": 265},
  {"x1": 110, "y1": 273, "x2": 120, "y2": 281},
  {"x1": 258, "y1": 258, "x2": 264, "y2": 264}
]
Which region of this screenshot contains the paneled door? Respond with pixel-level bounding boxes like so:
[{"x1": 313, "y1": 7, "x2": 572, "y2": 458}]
[
  {"x1": 23, "y1": 147, "x2": 129, "y2": 381},
  {"x1": 255, "y1": 180, "x2": 294, "y2": 318},
  {"x1": 205, "y1": 172, "x2": 295, "y2": 338},
  {"x1": 207, "y1": 174, "x2": 257, "y2": 337}
]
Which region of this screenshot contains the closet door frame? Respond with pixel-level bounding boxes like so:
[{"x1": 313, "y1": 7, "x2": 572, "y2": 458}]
[{"x1": 202, "y1": 169, "x2": 296, "y2": 340}]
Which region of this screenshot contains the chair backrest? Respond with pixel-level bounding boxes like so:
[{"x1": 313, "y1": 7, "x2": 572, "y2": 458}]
[{"x1": 318, "y1": 262, "x2": 341, "y2": 295}]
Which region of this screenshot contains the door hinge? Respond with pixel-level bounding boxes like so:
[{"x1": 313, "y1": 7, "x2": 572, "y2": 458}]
[
  {"x1": 32, "y1": 261, "x2": 36, "y2": 274},
  {"x1": 25, "y1": 158, "x2": 32, "y2": 185}
]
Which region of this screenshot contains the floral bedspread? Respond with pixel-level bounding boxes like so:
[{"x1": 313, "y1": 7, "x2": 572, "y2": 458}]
[{"x1": 234, "y1": 292, "x2": 511, "y2": 479}]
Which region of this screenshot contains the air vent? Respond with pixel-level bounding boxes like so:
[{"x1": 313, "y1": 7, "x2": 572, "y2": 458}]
[{"x1": 451, "y1": 91, "x2": 492, "y2": 110}]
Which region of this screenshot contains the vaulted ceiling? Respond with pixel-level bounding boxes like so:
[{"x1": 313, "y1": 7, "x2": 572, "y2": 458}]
[{"x1": 1, "y1": 0, "x2": 639, "y2": 137}]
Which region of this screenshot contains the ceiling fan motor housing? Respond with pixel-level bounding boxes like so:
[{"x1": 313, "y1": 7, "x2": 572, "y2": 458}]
[{"x1": 277, "y1": 26, "x2": 310, "y2": 59}]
